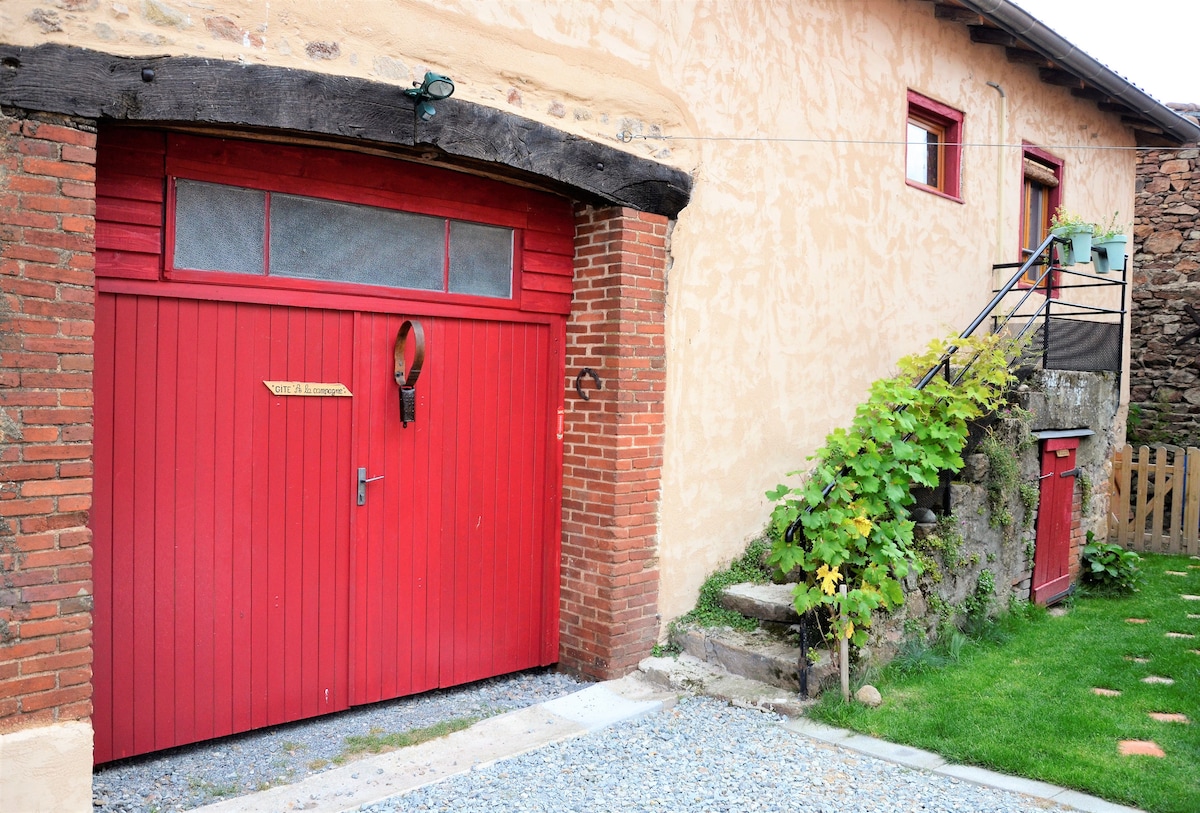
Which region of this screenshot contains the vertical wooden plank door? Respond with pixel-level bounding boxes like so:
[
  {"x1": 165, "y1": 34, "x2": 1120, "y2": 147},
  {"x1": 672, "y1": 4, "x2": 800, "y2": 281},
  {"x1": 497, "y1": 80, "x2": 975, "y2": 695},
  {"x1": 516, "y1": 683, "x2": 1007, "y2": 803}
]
[
  {"x1": 350, "y1": 313, "x2": 559, "y2": 705},
  {"x1": 92, "y1": 295, "x2": 356, "y2": 763},
  {"x1": 94, "y1": 298, "x2": 562, "y2": 762},
  {"x1": 1031, "y1": 438, "x2": 1079, "y2": 605}
]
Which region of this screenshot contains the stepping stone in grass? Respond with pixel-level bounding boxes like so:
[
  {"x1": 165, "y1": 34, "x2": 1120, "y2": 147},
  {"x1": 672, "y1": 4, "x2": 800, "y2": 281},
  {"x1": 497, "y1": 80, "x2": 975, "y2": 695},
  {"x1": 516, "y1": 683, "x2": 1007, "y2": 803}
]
[
  {"x1": 1188, "y1": 614, "x2": 1200, "y2": 620},
  {"x1": 1166, "y1": 632, "x2": 1196, "y2": 639},
  {"x1": 1189, "y1": 565, "x2": 1200, "y2": 570},
  {"x1": 1143, "y1": 676, "x2": 1176, "y2": 685},
  {"x1": 1166, "y1": 570, "x2": 1189, "y2": 576},
  {"x1": 1182, "y1": 595, "x2": 1200, "y2": 601},
  {"x1": 1190, "y1": 650, "x2": 1200, "y2": 656},
  {"x1": 1125, "y1": 655, "x2": 1151, "y2": 663},
  {"x1": 1092, "y1": 688, "x2": 1121, "y2": 697},
  {"x1": 1148, "y1": 712, "x2": 1190, "y2": 724},
  {"x1": 1119, "y1": 740, "x2": 1166, "y2": 757},
  {"x1": 1126, "y1": 618, "x2": 1150, "y2": 624}
]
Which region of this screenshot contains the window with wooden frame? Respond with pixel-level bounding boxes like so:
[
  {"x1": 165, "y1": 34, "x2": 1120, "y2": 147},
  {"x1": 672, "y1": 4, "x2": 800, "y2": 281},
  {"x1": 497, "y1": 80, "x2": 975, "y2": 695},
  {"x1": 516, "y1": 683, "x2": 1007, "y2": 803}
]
[
  {"x1": 1019, "y1": 144, "x2": 1063, "y2": 292},
  {"x1": 905, "y1": 90, "x2": 963, "y2": 201}
]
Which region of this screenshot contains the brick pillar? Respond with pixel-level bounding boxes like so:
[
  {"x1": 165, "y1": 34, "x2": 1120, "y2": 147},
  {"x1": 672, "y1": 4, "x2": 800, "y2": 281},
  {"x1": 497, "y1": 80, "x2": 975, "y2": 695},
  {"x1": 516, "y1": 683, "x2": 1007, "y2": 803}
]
[
  {"x1": 0, "y1": 112, "x2": 97, "y2": 733},
  {"x1": 559, "y1": 205, "x2": 668, "y2": 680}
]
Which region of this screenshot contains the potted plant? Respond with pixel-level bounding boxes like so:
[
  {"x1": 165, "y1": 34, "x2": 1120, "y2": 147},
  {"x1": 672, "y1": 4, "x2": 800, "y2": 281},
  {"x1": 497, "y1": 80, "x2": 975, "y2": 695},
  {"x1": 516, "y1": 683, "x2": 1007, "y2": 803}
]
[
  {"x1": 1050, "y1": 207, "x2": 1094, "y2": 265},
  {"x1": 1092, "y1": 213, "x2": 1128, "y2": 274}
]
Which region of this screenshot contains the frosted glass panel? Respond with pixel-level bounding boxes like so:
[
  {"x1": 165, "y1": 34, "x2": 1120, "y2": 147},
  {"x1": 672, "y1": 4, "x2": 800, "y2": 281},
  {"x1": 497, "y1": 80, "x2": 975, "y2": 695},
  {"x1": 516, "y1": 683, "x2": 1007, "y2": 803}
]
[
  {"x1": 270, "y1": 194, "x2": 443, "y2": 290},
  {"x1": 173, "y1": 180, "x2": 265, "y2": 274},
  {"x1": 449, "y1": 221, "x2": 513, "y2": 298}
]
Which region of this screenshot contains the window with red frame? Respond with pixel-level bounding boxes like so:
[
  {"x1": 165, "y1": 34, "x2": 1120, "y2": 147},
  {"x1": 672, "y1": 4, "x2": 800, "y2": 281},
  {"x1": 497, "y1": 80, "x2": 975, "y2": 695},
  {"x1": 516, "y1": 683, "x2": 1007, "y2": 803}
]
[
  {"x1": 172, "y1": 178, "x2": 515, "y2": 299},
  {"x1": 1019, "y1": 146, "x2": 1063, "y2": 291},
  {"x1": 905, "y1": 90, "x2": 963, "y2": 201}
]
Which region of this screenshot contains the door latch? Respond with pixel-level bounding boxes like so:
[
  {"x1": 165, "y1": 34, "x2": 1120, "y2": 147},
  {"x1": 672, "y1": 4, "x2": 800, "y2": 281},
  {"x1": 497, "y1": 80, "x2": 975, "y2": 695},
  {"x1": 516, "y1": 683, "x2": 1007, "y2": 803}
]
[
  {"x1": 357, "y1": 467, "x2": 384, "y2": 506},
  {"x1": 394, "y1": 319, "x2": 426, "y2": 428},
  {"x1": 1059, "y1": 467, "x2": 1082, "y2": 478}
]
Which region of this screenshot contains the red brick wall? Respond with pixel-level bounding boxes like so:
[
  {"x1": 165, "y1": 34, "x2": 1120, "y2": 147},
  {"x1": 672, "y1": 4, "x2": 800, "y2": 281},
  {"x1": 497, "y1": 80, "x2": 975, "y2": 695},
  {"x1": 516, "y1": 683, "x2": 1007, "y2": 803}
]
[
  {"x1": 559, "y1": 205, "x2": 668, "y2": 680},
  {"x1": 0, "y1": 112, "x2": 97, "y2": 733}
]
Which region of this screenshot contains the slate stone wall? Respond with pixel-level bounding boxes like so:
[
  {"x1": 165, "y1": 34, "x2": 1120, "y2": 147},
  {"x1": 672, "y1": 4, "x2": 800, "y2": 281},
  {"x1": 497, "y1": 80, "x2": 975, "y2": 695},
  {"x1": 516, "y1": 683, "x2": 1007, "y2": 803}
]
[{"x1": 1130, "y1": 106, "x2": 1200, "y2": 445}]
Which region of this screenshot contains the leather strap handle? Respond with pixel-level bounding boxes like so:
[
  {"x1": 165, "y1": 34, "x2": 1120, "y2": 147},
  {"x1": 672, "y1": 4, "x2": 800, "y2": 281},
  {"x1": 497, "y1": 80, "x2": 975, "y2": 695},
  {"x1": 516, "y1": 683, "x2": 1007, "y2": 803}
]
[{"x1": 394, "y1": 320, "x2": 425, "y2": 389}]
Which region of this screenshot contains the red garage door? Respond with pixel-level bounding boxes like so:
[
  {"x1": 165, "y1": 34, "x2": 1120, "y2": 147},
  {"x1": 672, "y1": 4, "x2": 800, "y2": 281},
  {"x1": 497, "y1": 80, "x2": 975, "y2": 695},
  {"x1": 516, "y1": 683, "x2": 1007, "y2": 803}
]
[{"x1": 91, "y1": 130, "x2": 572, "y2": 762}]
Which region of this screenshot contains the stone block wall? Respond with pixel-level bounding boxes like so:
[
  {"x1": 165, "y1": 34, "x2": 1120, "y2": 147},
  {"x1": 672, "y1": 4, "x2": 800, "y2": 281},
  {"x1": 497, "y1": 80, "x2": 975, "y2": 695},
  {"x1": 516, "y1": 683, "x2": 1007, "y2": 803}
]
[
  {"x1": 1130, "y1": 105, "x2": 1200, "y2": 445},
  {"x1": 868, "y1": 370, "x2": 1119, "y2": 664}
]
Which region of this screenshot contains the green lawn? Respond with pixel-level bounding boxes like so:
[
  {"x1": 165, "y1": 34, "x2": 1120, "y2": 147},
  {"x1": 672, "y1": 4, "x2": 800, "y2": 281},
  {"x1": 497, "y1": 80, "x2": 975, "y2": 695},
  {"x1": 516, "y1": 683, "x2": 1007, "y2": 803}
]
[{"x1": 810, "y1": 553, "x2": 1200, "y2": 813}]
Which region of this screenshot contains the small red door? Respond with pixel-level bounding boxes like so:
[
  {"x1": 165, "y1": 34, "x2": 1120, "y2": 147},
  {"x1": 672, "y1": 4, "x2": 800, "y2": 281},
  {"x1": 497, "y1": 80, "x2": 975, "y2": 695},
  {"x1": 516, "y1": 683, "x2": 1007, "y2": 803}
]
[{"x1": 1031, "y1": 438, "x2": 1079, "y2": 604}]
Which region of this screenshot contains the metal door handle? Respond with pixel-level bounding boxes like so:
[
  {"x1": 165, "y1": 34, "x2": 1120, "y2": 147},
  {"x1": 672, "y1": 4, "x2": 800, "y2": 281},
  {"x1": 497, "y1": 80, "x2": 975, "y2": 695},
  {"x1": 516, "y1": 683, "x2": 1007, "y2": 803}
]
[
  {"x1": 1060, "y1": 468, "x2": 1082, "y2": 478},
  {"x1": 357, "y1": 467, "x2": 384, "y2": 506}
]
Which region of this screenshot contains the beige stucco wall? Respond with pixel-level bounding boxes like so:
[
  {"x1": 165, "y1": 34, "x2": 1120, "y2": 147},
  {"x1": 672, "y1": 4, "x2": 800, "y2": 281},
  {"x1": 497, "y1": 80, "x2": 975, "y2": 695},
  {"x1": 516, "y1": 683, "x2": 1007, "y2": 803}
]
[
  {"x1": 2, "y1": 0, "x2": 1135, "y2": 622},
  {"x1": 0, "y1": 721, "x2": 93, "y2": 812}
]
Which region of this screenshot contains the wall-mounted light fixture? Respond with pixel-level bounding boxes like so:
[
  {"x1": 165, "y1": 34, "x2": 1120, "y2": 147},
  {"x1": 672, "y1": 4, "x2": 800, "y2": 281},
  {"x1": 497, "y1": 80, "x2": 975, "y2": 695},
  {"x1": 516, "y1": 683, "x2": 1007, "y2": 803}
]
[{"x1": 405, "y1": 71, "x2": 455, "y2": 121}]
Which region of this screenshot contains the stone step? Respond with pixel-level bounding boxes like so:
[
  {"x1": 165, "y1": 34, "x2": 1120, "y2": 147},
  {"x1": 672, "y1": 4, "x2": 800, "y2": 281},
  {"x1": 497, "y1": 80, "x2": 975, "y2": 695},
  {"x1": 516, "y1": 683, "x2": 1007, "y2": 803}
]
[
  {"x1": 668, "y1": 622, "x2": 838, "y2": 697},
  {"x1": 718, "y1": 582, "x2": 801, "y2": 623},
  {"x1": 638, "y1": 653, "x2": 815, "y2": 717}
]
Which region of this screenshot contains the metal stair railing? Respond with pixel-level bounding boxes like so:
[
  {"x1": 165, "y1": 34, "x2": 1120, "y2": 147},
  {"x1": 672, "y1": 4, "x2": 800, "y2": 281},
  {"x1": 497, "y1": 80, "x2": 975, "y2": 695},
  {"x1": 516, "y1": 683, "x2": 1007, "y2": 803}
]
[{"x1": 783, "y1": 230, "x2": 1126, "y2": 544}]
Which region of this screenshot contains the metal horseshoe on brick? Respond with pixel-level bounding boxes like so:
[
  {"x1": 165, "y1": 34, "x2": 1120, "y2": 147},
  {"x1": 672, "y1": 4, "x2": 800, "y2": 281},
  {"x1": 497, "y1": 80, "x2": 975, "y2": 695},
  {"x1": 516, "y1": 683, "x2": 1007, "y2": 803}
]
[{"x1": 394, "y1": 319, "x2": 426, "y2": 428}]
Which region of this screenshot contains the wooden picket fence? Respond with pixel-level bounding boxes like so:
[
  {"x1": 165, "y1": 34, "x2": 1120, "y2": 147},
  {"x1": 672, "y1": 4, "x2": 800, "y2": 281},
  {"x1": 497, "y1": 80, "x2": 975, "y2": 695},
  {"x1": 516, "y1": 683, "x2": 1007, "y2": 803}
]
[{"x1": 1109, "y1": 444, "x2": 1200, "y2": 555}]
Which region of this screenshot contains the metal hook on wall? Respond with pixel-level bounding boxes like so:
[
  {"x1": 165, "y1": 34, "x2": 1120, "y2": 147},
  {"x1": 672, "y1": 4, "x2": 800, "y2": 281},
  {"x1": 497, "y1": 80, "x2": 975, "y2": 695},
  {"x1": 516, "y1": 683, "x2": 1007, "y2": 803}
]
[{"x1": 575, "y1": 368, "x2": 602, "y2": 401}]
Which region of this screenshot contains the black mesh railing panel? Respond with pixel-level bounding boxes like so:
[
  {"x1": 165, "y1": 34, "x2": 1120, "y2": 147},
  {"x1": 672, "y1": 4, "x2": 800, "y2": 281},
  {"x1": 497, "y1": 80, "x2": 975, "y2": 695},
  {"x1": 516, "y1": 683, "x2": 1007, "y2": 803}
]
[{"x1": 1041, "y1": 317, "x2": 1122, "y2": 372}]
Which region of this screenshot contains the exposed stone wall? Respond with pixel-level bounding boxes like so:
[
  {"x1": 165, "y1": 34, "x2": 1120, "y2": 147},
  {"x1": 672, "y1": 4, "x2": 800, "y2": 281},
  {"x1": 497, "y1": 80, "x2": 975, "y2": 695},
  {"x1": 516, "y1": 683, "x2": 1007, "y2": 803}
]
[
  {"x1": 868, "y1": 370, "x2": 1119, "y2": 665},
  {"x1": 560, "y1": 205, "x2": 668, "y2": 680},
  {"x1": 1131, "y1": 105, "x2": 1200, "y2": 445}
]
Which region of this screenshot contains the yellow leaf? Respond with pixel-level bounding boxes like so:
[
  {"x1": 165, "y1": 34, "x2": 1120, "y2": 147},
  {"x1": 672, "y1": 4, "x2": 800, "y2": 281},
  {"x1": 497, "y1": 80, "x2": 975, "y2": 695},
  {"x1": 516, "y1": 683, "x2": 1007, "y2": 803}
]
[
  {"x1": 850, "y1": 514, "x2": 873, "y2": 538},
  {"x1": 843, "y1": 621, "x2": 855, "y2": 640},
  {"x1": 817, "y1": 564, "x2": 841, "y2": 595}
]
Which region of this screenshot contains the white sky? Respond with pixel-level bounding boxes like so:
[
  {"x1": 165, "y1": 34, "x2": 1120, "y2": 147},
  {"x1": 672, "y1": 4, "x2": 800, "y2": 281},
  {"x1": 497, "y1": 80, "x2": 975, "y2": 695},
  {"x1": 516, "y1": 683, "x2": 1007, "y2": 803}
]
[{"x1": 1010, "y1": 0, "x2": 1200, "y2": 105}]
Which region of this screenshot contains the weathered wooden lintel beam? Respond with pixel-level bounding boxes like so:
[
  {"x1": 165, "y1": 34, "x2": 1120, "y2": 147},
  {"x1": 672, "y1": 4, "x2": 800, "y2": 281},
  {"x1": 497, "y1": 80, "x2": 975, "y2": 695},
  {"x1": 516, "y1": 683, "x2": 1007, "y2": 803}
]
[{"x1": 0, "y1": 43, "x2": 692, "y2": 218}]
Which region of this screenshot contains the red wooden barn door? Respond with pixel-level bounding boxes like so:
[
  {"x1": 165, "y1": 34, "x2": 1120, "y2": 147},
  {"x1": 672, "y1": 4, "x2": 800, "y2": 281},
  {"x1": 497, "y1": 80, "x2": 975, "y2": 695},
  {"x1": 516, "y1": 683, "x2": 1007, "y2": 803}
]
[
  {"x1": 1031, "y1": 438, "x2": 1079, "y2": 604},
  {"x1": 92, "y1": 295, "x2": 355, "y2": 762},
  {"x1": 91, "y1": 126, "x2": 572, "y2": 763},
  {"x1": 351, "y1": 313, "x2": 559, "y2": 705}
]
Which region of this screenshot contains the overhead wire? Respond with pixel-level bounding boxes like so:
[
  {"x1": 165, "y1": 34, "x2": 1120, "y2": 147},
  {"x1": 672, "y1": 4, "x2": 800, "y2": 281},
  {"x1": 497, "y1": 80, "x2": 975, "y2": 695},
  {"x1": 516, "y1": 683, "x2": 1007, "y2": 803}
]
[{"x1": 615, "y1": 131, "x2": 1164, "y2": 151}]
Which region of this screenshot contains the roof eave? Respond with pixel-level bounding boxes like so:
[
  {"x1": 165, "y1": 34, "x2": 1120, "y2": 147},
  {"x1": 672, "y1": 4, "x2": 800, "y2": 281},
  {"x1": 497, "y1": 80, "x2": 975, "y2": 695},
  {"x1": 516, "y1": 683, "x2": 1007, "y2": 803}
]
[{"x1": 956, "y1": 0, "x2": 1200, "y2": 144}]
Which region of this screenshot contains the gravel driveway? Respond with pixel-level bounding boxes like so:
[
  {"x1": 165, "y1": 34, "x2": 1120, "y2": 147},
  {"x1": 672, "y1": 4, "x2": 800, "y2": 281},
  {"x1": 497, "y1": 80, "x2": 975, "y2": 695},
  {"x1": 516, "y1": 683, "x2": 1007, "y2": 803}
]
[
  {"x1": 95, "y1": 674, "x2": 1095, "y2": 813},
  {"x1": 92, "y1": 669, "x2": 586, "y2": 812},
  {"x1": 363, "y1": 696, "x2": 1076, "y2": 813}
]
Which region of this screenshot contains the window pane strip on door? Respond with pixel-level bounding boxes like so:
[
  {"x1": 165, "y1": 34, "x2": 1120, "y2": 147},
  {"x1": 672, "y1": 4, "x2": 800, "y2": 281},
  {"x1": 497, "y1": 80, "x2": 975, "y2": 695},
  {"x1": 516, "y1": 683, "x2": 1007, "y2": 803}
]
[
  {"x1": 174, "y1": 180, "x2": 266, "y2": 275},
  {"x1": 448, "y1": 221, "x2": 513, "y2": 298},
  {"x1": 270, "y1": 194, "x2": 444, "y2": 291}
]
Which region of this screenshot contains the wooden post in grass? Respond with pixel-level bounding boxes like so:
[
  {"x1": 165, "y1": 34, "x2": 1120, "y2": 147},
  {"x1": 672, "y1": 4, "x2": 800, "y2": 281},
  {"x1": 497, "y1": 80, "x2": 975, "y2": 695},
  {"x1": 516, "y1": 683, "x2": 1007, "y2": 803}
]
[{"x1": 839, "y1": 584, "x2": 850, "y2": 702}]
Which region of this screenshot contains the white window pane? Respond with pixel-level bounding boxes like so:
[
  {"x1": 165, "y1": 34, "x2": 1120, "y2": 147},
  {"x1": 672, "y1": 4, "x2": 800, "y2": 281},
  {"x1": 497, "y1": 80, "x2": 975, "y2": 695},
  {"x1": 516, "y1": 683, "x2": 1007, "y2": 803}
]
[
  {"x1": 270, "y1": 194, "x2": 444, "y2": 291},
  {"x1": 449, "y1": 221, "x2": 513, "y2": 298},
  {"x1": 173, "y1": 180, "x2": 265, "y2": 274}
]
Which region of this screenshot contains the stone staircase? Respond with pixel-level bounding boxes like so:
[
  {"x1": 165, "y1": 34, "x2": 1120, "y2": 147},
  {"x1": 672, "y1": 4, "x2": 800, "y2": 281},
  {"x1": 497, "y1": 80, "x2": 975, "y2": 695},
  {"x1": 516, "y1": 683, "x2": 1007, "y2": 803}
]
[{"x1": 639, "y1": 582, "x2": 839, "y2": 715}]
